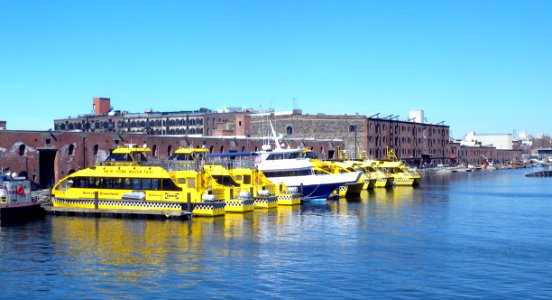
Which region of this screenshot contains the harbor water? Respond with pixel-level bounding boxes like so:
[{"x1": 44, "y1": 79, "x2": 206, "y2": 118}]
[{"x1": 1, "y1": 169, "x2": 551, "y2": 299}]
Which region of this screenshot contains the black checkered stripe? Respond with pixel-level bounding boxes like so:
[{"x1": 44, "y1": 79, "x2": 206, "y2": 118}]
[
  {"x1": 395, "y1": 178, "x2": 413, "y2": 183},
  {"x1": 254, "y1": 196, "x2": 278, "y2": 203},
  {"x1": 338, "y1": 186, "x2": 347, "y2": 191},
  {"x1": 193, "y1": 202, "x2": 226, "y2": 210},
  {"x1": 278, "y1": 193, "x2": 302, "y2": 200},
  {"x1": 225, "y1": 199, "x2": 254, "y2": 206},
  {"x1": 54, "y1": 198, "x2": 180, "y2": 209}
]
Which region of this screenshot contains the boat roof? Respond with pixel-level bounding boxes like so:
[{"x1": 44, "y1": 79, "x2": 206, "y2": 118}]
[
  {"x1": 111, "y1": 146, "x2": 151, "y2": 154},
  {"x1": 174, "y1": 148, "x2": 210, "y2": 154}
]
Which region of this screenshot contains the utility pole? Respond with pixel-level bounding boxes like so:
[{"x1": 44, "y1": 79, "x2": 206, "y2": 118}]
[{"x1": 353, "y1": 125, "x2": 357, "y2": 159}]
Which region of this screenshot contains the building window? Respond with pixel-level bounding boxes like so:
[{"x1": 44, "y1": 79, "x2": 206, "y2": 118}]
[
  {"x1": 68, "y1": 144, "x2": 75, "y2": 155},
  {"x1": 19, "y1": 144, "x2": 25, "y2": 156},
  {"x1": 287, "y1": 126, "x2": 293, "y2": 135},
  {"x1": 93, "y1": 144, "x2": 99, "y2": 155},
  {"x1": 349, "y1": 125, "x2": 356, "y2": 133}
]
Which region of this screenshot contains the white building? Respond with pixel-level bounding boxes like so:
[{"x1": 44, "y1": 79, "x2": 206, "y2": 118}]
[{"x1": 463, "y1": 132, "x2": 513, "y2": 150}]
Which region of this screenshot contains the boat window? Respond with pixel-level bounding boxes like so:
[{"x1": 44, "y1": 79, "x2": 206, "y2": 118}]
[
  {"x1": 105, "y1": 153, "x2": 132, "y2": 162},
  {"x1": 161, "y1": 178, "x2": 181, "y2": 191},
  {"x1": 314, "y1": 169, "x2": 329, "y2": 175},
  {"x1": 169, "y1": 153, "x2": 193, "y2": 161},
  {"x1": 55, "y1": 179, "x2": 71, "y2": 191},
  {"x1": 132, "y1": 153, "x2": 147, "y2": 162},
  {"x1": 64, "y1": 177, "x2": 169, "y2": 191},
  {"x1": 211, "y1": 175, "x2": 240, "y2": 187},
  {"x1": 262, "y1": 168, "x2": 313, "y2": 177},
  {"x1": 131, "y1": 178, "x2": 142, "y2": 190},
  {"x1": 187, "y1": 178, "x2": 195, "y2": 189},
  {"x1": 235, "y1": 175, "x2": 243, "y2": 181},
  {"x1": 284, "y1": 152, "x2": 300, "y2": 159},
  {"x1": 142, "y1": 179, "x2": 160, "y2": 190},
  {"x1": 303, "y1": 152, "x2": 318, "y2": 159},
  {"x1": 178, "y1": 178, "x2": 186, "y2": 185},
  {"x1": 243, "y1": 175, "x2": 251, "y2": 184}
]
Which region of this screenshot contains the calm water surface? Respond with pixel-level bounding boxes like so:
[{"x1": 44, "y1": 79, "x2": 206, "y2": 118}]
[{"x1": 1, "y1": 169, "x2": 551, "y2": 299}]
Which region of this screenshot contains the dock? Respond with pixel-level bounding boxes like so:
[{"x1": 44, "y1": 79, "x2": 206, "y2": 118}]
[
  {"x1": 525, "y1": 170, "x2": 552, "y2": 177},
  {"x1": 42, "y1": 205, "x2": 192, "y2": 220}
]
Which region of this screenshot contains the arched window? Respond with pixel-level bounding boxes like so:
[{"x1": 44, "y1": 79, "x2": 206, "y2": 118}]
[
  {"x1": 220, "y1": 146, "x2": 224, "y2": 153},
  {"x1": 286, "y1": 126, "x2": 293, "y2": 135},
  {"x1": 167, "y1": 145, "x2": 172, "y2": 156},
  {"x1": 68, "y1": 144, "x2": 75, "y2": 155},
  {"x1": 93, "y1": 144, "x2": 99, "y2": 155},
  {"x1": 19, "y1": 144, "x2": 26, "y2": 156},
  {"x1": 152, "y1": 145, "x2": 157, "y2": 156}
]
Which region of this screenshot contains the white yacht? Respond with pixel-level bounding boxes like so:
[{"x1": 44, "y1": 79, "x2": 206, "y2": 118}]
[{"x1": 254, "y1": 122, "x2": 361, "y2": 200}]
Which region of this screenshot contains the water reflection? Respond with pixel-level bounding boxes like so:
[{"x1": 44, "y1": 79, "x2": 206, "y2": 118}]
[{"x1": 6, "y1": 169, "x2": 551, "y2": 298}]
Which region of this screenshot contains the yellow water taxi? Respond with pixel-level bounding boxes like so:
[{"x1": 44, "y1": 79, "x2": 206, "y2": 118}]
[
  {"x1": 51, "y1": 145, "x2": 226, "y2": 217},
  {"x1": 329, "y1": 160, "x2": 378, "y2": 190},
  {"x1": 169, "y1": 148, "x2": 254, "y2": 213},
  {"x1": 372, "y1": 147, "x2": 421, "y2": 186},
  {"x1": 304, "y1": 150, "x2": 364, "y2": 197},
  {"x1": 204, "y1": 152, "x2": 302, "y2": 207}
]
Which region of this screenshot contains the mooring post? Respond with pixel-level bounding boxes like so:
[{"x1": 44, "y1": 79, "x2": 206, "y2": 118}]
[{"x1": 187, "y1": 193, "x2": 192, "y2": 218}]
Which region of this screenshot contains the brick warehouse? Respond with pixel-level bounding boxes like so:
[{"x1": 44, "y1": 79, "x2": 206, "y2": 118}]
[
  {"x1": 222, "y1": 110, "x2": 450, "y2": 162},
  {"x1": 218, "y1": 111, "x2": 521, "y2": 165},
  {"x1": 51, "y1": 98, "x2": 521, "y2": 169},
  {"x1": 0, "y1": 130, "x2": 343, "y2": 188}
]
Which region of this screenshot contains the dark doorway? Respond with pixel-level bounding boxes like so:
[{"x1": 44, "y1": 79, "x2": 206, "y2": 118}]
[{"x1": 39, "y1": 149, "x2": 57, "y2": 188}]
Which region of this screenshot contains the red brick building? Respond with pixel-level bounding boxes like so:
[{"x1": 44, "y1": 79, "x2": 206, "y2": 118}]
[{"x1": 0, "y1": 130, "x2": 343, "y2": 188}]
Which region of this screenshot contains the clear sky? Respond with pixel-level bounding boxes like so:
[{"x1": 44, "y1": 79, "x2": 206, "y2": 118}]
[{"x1": 1, "y1": 0, "x2": 550, "y2": 139}]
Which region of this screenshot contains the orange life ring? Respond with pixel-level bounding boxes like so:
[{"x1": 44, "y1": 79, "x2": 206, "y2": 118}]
[{"x1": 16, "y1": 185, "x2": 25, "y2": 195}]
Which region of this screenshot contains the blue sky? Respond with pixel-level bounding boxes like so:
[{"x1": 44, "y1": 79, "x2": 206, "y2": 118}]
[{"x1": 1, "y1": 0, "x2": 550, "y2": 138}]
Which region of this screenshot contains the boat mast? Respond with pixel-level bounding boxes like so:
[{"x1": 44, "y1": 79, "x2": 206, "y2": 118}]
[{"x1": 269, "y1": 120, "x2": 282, "y2": 150}]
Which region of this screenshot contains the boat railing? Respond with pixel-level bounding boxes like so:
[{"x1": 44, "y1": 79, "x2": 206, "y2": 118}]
[
  {"x1": 206, "y1": 157, "x2": 256, "y2": 170},
  {"x1": 101, "y1": 161, "x2": 140, "y2": 167},
  {"x1": 141, "y1": 160, "x2": 200, "y2": 171}
]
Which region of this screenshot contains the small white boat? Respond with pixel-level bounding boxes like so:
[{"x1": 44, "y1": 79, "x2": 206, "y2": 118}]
[{"x1": 0, "y1": 174, "x2": 44, "y2": 225}]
